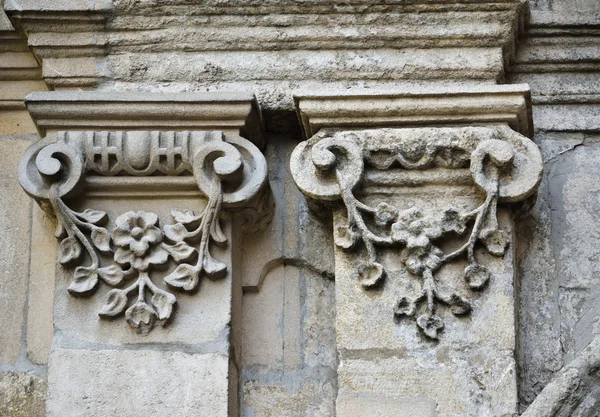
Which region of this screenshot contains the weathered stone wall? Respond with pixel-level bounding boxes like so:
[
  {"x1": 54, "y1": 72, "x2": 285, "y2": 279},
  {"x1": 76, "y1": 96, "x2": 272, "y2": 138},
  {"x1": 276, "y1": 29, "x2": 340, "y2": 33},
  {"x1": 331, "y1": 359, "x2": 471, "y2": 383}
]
[
  {"x1": 1, "y1": 0, "x2": 599, "y2": 416},
  {"x1": 509, "y1": 0, "x2": 600, "y2": 413}
]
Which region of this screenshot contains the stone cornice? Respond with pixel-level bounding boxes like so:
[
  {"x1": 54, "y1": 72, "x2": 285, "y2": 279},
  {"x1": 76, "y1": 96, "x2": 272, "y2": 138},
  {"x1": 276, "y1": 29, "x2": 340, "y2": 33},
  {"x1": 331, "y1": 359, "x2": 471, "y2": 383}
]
[
  {"x1": 0, "y1": 5, "x2": 43, "y2": 111},
  {"x1": 294, "y1": 85, "x2": 533, "y2": 139},
  {"x1": 4, "y1": 1, "x2": 527, "y2": 53},
  {"x1": 508, "y1": 9, "x2": 600, "y2": 132},
  {"x1": 24, "y1": 91, "x2": 264, "y2": 146},
  {"x1": 511, "y1": 23, "x2": 600, "y2": 75},
  {"x1": 4, "y1": 0, "x2": 528, "y2": 89}
]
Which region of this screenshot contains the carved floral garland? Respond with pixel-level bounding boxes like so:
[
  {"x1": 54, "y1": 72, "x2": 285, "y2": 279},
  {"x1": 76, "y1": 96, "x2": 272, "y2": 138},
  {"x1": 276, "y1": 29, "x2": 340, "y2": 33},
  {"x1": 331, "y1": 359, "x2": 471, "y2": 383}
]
[
  {"x1": 290, "y1": 127, "x2": 543, "y2": 339},
  {"x1": 51, "y1": 189, "x2": 226, "y2": 335},
  {"x1": 335, "y1": 181, "x2": 506, "y2": 339}
]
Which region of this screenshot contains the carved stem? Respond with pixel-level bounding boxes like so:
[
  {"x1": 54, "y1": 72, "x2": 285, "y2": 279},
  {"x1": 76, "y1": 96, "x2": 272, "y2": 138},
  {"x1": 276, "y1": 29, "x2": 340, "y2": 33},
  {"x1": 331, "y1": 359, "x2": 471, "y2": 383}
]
[
  {"x1": 337, "y1": 172, "x2": 392, "y2": 247},
  {"x1": 49, "y1": 185, "x2": 99, "y2": 270},
  {"x1": 122, "y1": 273, "x2": 141, "y2": 295},
  {"x1": 137, "y1": 272, "x2": 147, "y2": 302},
  {"x1": 439, "y1": 189, "x2": 498, "y2": 266},
  {"x1": 144, "y1": 274, "x2": 171, "y2": 298},
  {"x1": 195, "y1": 176, "x2": 223, "y2": 269},
  {"x1": 423, "y1": 269, "x2": 437, "y2": 315}
]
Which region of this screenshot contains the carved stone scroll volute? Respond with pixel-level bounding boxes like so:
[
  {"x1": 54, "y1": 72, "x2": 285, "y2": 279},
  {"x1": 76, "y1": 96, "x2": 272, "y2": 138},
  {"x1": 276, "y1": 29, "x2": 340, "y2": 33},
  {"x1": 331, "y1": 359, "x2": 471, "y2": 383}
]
[{"x1": 290, "y1": 86, "x2": 544, "y2": 416}]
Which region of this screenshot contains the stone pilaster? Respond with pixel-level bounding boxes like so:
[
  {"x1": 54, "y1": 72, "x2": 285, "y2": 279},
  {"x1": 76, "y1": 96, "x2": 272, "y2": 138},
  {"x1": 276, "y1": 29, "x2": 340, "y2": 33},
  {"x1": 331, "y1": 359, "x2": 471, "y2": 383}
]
[
  {"x1": 290, "y1": 86, "x2": 543, "y2": 417},
  {"x1": 17, "y1": 92, "x2": 268, "y2": 417}
]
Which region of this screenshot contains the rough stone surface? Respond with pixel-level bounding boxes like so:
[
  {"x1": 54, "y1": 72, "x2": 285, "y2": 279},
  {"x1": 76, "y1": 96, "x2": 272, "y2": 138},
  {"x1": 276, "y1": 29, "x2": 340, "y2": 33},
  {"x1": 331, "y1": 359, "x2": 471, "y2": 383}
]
[
  {"x1": 2, "y1": 0, "x2": 600, "y2": 415},
  {"x1": 521, "y1": 333, "x2": 600, "y2": 417},
  {"x1": 337, "y1": 393, "x2": 437, "y2": 417},
  {"x1": 47, "y1": 348, "x2": 228, "y2": 417},
  {"x1": 516, "y1": 134, "x2": 600, "y2": 411},
  {"x1": 0, "y1": 371, "x2": 46, "y2": 417},
  {"x1": 240, "y1": 265, "x2": 337, "y2": 417},
  {"x1": 334, "y1": 196, "x2": 519, "y2": 417}
]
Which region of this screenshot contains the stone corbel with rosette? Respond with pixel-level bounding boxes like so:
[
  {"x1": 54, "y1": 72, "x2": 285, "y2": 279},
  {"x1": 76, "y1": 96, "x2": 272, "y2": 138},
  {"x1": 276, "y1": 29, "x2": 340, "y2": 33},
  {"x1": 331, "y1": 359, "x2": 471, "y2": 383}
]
[
  {"x1": 290, "y1": 85, "x2": 544, "y2": 416},
  {"x1": 18, "y1": 92, "x2": 268, "y2": 336}
]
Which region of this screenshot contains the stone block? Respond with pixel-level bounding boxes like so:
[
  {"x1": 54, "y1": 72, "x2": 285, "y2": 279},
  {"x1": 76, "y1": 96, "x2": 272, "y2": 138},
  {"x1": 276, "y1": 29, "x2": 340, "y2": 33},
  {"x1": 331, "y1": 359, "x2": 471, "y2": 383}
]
[
  {"x1": 42, "y1": 57, "x2": 100, "y2": 79},
  {"x1": 333, "y1": 190, "x2": 519, "y2": 417},
  {"x1": 338, "y1": 355, "x2": 517, "y2": 417},
  {"x1": 517, "y1": 137, "x2": 600, "y2": 408},
  {"x1": 0, "y1": 137, "x2": 33, "y2": 364},
  {"x1": 47, "y1": 348, "x2": 228, "y2": 417},
  {"x1": 0, "y1": 111, "x2": 38, "y2": 135},
  {"x1": 26, "y1": 204, "x2": 56, "y2": 364},
  {"x1": 240, "y1": 264, "x2": 336, "y2": 417},
  {"x1": 337, "y1": 393, "x2": 436, "y2": 417}
]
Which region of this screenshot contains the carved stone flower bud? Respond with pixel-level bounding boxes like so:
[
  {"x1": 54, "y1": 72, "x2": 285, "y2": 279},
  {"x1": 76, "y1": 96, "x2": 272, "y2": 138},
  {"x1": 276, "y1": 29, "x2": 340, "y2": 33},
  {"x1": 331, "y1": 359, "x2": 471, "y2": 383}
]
[
  {"x1": 374, "y1": 202, "x2": 399, "y2": 226},
  {"x1": 334, "y1": 224, "x2": 360, "y2": 250},
  {"x1": 417, "y1": 313, "x2": 444, "y2": 339},
  {"x1": 480, "y1": 229, "x2": 509, "y2": 256},
  {"x1": 394, "y1": 296, "x2": 416, "y2": 319},
  {"x1": 125, "y1": 300, "x2": 157, "y2": 336},
  {"x1": 358, "y1": 262, "x2": 385, "y2": 288},
  {"x1": 464, "y1": 263, "x2": 491, "y2": 290}
]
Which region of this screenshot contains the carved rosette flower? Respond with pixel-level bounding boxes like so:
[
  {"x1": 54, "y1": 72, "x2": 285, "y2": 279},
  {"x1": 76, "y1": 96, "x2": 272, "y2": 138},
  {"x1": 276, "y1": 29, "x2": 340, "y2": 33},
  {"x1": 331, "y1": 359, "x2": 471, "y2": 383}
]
[
  {"x1": 113, "y1": 211, "x2": 169, "y2": 271},
  {"x1": 391, "y1": 207, "x2": 444, "y2": 276}
]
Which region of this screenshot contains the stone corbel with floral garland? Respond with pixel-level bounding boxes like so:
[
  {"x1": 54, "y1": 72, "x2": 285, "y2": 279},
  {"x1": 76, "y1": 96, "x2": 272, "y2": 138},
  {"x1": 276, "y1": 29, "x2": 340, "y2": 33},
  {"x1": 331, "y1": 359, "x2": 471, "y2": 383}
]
[
  {"x1": 19, "y1": 129, "x2": 267, "y2": 335},
  {"x1": 290, "y1": 88, "x2": 543, "y2": 341}
]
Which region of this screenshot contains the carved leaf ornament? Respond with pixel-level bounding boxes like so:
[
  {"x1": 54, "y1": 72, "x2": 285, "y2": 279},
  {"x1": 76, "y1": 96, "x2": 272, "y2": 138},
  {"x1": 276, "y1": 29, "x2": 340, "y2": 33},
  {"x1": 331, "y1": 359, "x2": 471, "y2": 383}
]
[
  {"x1": 291, "y1": 126, "x2": 542, "y2": 339},
  {"x1": 19, "y1": 131, "x2": 267, "y2": 335}
]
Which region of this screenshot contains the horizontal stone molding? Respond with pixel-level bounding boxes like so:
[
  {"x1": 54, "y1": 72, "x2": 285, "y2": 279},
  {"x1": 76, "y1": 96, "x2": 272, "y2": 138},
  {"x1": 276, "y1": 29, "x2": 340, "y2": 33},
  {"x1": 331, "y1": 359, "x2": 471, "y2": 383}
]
[
  {"x1": 294, "y1": 84, "x2": 533, "y2": 139},
  {"x1": 4, "y1": 1, "x2": 527, "y2": 90},
  {"x1": 24, "y1": 91, "x2": 264, "y2": 146}
]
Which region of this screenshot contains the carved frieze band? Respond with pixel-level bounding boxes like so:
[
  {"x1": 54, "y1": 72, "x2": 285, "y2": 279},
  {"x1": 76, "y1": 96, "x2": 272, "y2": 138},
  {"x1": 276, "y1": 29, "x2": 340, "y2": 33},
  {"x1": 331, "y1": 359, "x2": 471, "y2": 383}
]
[
  {"x1": 19, "y1": 130, "x2": 267, "y2": 335},
  {"x1": 290, "y1": 125, "x2": 543, "y2": 339}
]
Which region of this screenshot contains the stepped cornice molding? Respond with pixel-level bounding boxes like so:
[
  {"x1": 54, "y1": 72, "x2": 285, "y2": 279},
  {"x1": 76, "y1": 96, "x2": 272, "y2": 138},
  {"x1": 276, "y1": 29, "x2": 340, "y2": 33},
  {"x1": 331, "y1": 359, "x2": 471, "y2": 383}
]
[
  {"x1": 295, "y1": 84, "x2": 533, "y2": 139},
  {"x1": 24, "y1": 91, "x2": 264, "y2": 147},
  {"x1": 4, "y1": 0, "x2": 528, "y2": 88}
]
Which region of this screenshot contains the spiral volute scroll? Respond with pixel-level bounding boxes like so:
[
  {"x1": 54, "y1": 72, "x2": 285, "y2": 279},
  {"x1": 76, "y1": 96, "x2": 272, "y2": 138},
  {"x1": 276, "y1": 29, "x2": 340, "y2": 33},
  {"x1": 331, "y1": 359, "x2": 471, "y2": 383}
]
[
  {"x1": 18, "y1": 137, "x2": 85, "y2": 202},
  {"x1": 193, "y1": 135, "x2": 267, "y2": 208},
  {"x1": 470, "y1": 125, "x2": 543, "y2": 203},
  {"x1": 290, "y1": 132, "x2": 364, "y2": 201}
]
